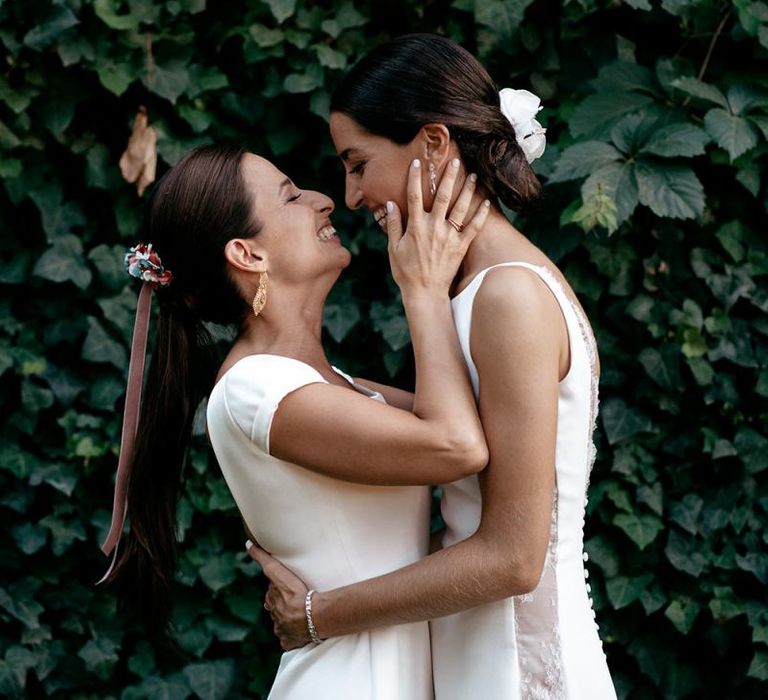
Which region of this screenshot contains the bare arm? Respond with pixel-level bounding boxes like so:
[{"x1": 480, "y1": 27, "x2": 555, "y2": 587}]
[
  {"x1": 267, "y1": 160, "x2": 490, "y2": 486},
  {"x1": 351, "y1": 378, "x2": 413, "y2": 411},
  {"x1": 252, "y1": 267, "x2": 568, "y2": 647}
]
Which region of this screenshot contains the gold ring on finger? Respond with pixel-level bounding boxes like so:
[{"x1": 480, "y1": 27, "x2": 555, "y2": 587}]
[{"x1": 447, "y1": 217, "x2": 465, "y2": 233}]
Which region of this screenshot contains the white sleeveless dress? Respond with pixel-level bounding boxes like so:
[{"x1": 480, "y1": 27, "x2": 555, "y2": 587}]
[
  {"x1": 431, "y1": 262, "x2": 617, "y2": 699},
  {"x1": 206, "y1": 354, "x2": 433, "y2": 700}
]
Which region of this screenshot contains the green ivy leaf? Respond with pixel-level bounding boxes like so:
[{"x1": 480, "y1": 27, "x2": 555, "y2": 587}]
[
  {"x1": 0, "y1": 588, "x2": 43, "y2": 629},
  {"x1": 198, "y1": 554, "x2": 238, "y2": 592},
  {"x1": 671, "y1": 76, "x2": 728, "y2": 108},
  {"x1": 182, "y1": 660, "x2": 235, "y2": 700},
  {"x1": 40, "y1": 201, "x2": 87, "y2": 242},
  {"x1": 0, "y1": 77, "x2": 37, "y2": 114},
  {"x1": 665, "y1": 599, "x2": 700, "y2": 634},
  {"x1": 78, "y1": 636, "x2": 120, "y2": 681},
  {"x1": 585, "y1": 535, "x2": 620, "y2": 577},
  {"x1": 22, "y1": 6, "x2": 79, "y2": 51},
  {"x1": 734, "y1": 428, "x2": 768, "y2": 474},
  {"x1": 81, "y1": 317, "x2": 127, "y2": 369},
  {"x1": 665, "y1": 529, "x2": 706, "y2": 577},
  {"x1": 0, "y1": 658, "x2": 23, "y2": 698},
  {"x1": 641, "y1": 123, "x2": 710, "y2": 157},
  {"x1": 283, "y1": 63, "x2": 324, "y2": 93},
  {"x1": 548, "y1": 142, "x2": 623, "y2": 183},
  {"x1": 669, "y1": 494, "x2": 703, "y2": 535},
  {"x1": 638, "y1": 346, "x2": 683, "y2": 389},
  {"x1": 606, "y1": 573, "x2": 653, "y2": 609},
  {"x1": 601, "y1": 398, "x2": 654, "y2": 444},
  {"x1": 122, "y1": 674, "x2": 192, "y2": 700},
  {"x1": 264, "y1": 0, "x2": 297, "y2": 24},
  {"x1": 93, "y1": 0, "x2": 141, "y2": 30},
  {"x1": 570, "y1": 92, "x2": 654, "y2": 138},
  {"x1": 635, "y1": 162, "x2": 705, "y2": 219},
  {"x1": 249, "y1": 24, "x2": 284, "y2": 48},
  {"x1": 97, "y1": 62, "x2": 135, "y2": 96},
  {"x1": 704, "y1": 108, "x2": 759, "y2": 160},
  {"x1": 613, "y1": 513, "x2": 664, "y2": 550},
  {"x1": 223, "y1": 592, "x2": 263, "y2": 624},
  {"x1": 39, "y1": 514, "x2": 86, "y2": 555},
  {"x1": 580, "y1": 160, "x2": 638, "y2": 225},
  {"x1": 33, "y1": 235, "x2": 92, "y2": 289},
  {"x1": 11, "y1": 523, "x2": 47, "y2": 555},
  {"x1": 150, "y1": 61, "x2": 191, "y2": 104},
  {"x1": 320, "y1": 2, "x2": 367, "y2": 38},
  {"x1": 323, "y1": 301, "x2": 361, "y2": 343},
  {"x1": 315, "y1": 44, "x2": 347, "y2": 70},
  {"x1": 709, "y1": 585, "x2": 745, "y2": 621},
  {"x1": 747, "y1": 649, "x2": 768, "y2": 681}
]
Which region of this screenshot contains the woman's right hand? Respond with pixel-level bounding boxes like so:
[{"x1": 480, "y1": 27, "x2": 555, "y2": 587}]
[{"x1": 386, "y1": 158, "x2": 489, "y2": 297}]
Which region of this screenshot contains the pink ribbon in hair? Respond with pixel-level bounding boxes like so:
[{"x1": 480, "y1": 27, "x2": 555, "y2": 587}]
[
  {"x1": 98, "y1": 282, "x2": 153, "y2": 583},
  {"x1": 98, "y1": 244, "x2": 172, "y2": 584}
]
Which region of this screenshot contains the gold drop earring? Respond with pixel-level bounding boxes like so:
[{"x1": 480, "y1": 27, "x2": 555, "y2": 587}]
[{"x1": 252, "y1": 272, "x2": 268, "y2": 317}]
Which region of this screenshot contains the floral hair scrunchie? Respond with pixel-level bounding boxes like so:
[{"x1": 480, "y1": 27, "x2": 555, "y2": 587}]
[
  {"x1": 498, "y1": 88, "x2": 547, "y2": 164},
  {"x1": 124, "y1": 243, "x2": 173, "y2": 288}
]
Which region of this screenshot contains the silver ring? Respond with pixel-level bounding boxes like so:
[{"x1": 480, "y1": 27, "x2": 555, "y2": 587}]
[{"x1": 446, "y1": 217, "x2": 465, "y2": 233}]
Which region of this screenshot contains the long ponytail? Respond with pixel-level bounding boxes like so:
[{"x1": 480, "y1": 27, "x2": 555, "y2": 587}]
[{"x1": 105, "y1": 144, "x2": 261, "y2": 636}]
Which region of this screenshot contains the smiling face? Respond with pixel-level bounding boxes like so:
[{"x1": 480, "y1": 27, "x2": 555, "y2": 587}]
[
  {"x1": 239, "y1": 154, "x2": 351, "y2": 283},
  {"x1": 330, "y1": 112, "x2": 422, "y2": 231}
]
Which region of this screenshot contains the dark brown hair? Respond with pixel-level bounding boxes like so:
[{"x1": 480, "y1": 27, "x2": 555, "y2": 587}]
[
  {"x1": 106, "y1": 144, "x2": 261, "y2": 636},
  {"x1": 331, "y1": 33, "x2": 541, "y2": 211}
]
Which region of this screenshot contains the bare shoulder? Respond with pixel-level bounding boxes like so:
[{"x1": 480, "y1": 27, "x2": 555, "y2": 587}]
[
  {"x1": 472, "y1": 265, "x2": 564, "y2": 332},
  {"x1": 470, "y1": 265, "x2": 569, "y2": 379}
]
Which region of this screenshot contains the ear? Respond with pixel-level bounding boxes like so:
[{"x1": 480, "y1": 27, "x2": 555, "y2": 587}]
[
  {"x1": 419, "y1": 123, "x2": 452, "y2": 165},
  {"x1": 224, "y1": 238, "x2": 267, "y2": 274}
]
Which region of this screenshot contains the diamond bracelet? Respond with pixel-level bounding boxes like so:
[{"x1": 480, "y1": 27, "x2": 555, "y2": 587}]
[{"x1": 304, "y1": 589, "x2": 323, "y2": 644}]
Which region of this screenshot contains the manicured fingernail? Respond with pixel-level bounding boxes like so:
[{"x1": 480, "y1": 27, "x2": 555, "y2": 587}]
[
  {"x1": 245, "y1": 539, "x2": 254, "y2": 551},
  {"x1": 412, "y1": 158, "x2": 421, "y2": 168},
  {"x1": 469, "y1": 174, "x2": 477, "y2": 182},
  {"x1": 386, "y1": 201, "x2": 394, "y2": 213},
  {"x1": 451, "y1": 158, "x2": 460, "y2": 169}
]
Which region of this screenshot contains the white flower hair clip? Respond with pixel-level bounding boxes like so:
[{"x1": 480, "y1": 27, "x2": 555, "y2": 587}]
[{"x1": 498, "y1": 88, "x2": 547, "y2": 163}]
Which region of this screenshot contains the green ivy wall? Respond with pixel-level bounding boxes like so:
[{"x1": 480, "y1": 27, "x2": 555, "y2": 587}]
[{"x1": 1, "y1": 1, "x2": 766, "y2": 698}]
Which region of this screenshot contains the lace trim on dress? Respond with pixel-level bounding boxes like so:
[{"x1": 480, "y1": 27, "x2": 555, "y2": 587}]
[
  {"x1": 535, "y1": 267, "x2": 601, "y2": 488},
  {"x1": 516, "y1": 491, "x2": 565, "y2": 700}
]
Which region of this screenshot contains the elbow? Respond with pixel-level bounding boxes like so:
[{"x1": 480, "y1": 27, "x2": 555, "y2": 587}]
[
  {"x1": 510, "y1": 564, "x2": 544, "y2": 596},
  {"x1": 445, "y1": 432, "x2": 488, "y2": 479},
  {"x1": 481, "y1": 543, "x2": 546, "y2": 598},
  {"x1": 508, "y1": 556, "x2": 547, "y2": 596}
]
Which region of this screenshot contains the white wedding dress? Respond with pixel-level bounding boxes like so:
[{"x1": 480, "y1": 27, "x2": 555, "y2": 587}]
[
  {"x1": 206, "y1": 354, "x2": 433, "y2": 700},
  {"x1": 431, "y1": 262, "x2": 617, "y2": 699}
]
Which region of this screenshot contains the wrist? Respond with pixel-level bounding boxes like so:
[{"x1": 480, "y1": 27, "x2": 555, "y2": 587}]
[
  {"x1": 305, "y1": 589, "x2": 323, "y2": 644},
  {"x1": 401, "y1": 290, "x2": 451, "y2": 312}
]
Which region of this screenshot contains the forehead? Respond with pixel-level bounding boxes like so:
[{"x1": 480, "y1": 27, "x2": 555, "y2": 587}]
[
  {"x1": 241, "y1": 153, "x2": 285, "y2": 188},
  {"x1": 329, "y1": 112, "x2": 378, "y2": 156}
]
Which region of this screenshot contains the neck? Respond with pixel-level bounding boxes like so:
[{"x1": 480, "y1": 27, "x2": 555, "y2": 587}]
[
  {"x1": 236, "y1": 279, "x2": 335, "y2": 371},
  {"x1": 459, "y1": 204, "x2": 521, "y2": 276}
]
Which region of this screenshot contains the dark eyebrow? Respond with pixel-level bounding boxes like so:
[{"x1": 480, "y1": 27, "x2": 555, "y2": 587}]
[{"x1": 338, "y1": 147, "x2": 360, "y2": 162}]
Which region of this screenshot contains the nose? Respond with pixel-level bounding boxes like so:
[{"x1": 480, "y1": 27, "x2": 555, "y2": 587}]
[
  {"x1": 310, "y1": 190, "x2": 335, "y2": 216},
  {"x1": 344, "y1": 175, "x2": 363, "y2": 211}
]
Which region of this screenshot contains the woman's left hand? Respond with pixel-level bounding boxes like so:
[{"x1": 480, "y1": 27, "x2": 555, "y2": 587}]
[{"x1": 246, "y1": 541, "x2": 312, "y2": 650}]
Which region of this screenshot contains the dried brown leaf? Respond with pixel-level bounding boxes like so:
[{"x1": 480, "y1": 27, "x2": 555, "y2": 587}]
[{"x1": 119, "y1": 107, "x2": 158, "y2": 195}]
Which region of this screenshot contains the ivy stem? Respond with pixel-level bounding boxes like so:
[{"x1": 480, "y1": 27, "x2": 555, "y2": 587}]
[
  {"x1": 696, "y1": 7, "x2": 731, "y2": 81},
  {"x1": 145, "y1": 33, "x2": 154, "y2": 99}
]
